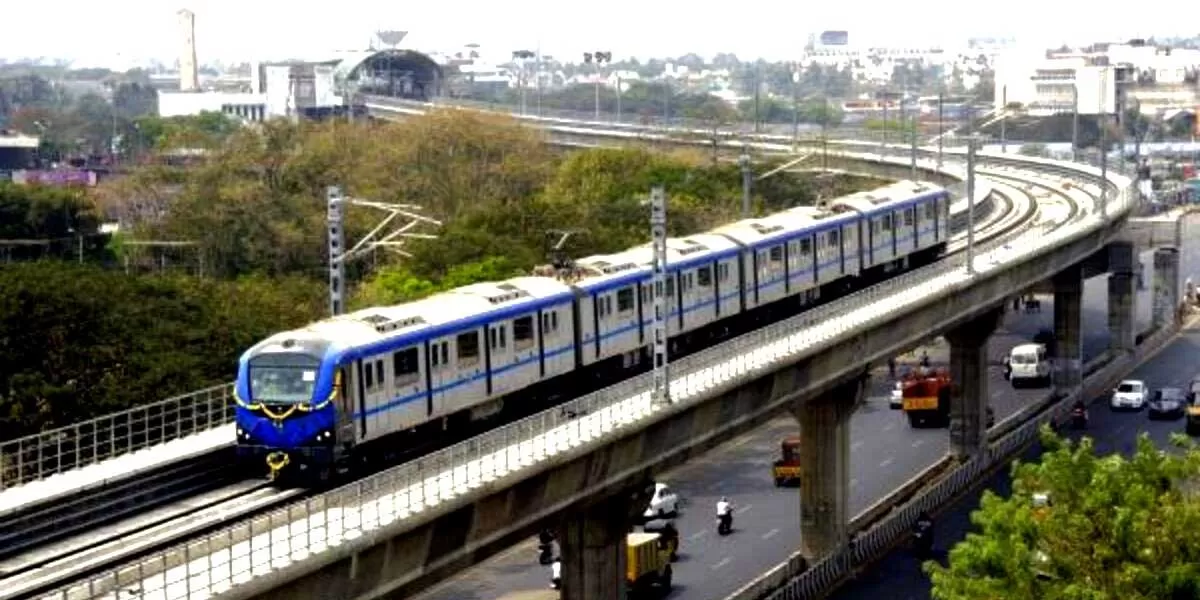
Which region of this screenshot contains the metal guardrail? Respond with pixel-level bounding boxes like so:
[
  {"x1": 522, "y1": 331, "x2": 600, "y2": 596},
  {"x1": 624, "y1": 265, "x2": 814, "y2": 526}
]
[
  {"x1": 0, "y1": 385, "x2": 234, "y2": 492},
  {"x1": 44, "y1": 150, "x2": 1131, "y2": 600}
]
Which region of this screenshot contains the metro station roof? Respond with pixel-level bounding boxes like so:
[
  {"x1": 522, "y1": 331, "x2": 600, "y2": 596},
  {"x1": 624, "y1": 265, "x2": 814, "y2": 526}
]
[{"x1": 331, "y1": 49, "x2": 443, "y2": 88}]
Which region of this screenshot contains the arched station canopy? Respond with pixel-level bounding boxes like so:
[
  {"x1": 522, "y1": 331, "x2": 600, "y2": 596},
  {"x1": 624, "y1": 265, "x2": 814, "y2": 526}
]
[{"x1": 334, "y1": 49, "x2": 443, "y2": 101}]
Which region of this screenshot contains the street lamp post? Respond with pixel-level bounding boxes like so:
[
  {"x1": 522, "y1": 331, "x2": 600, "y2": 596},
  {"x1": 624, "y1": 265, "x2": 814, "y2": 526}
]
[
  {"x1": 583, "y1": 51, "x2": 612, "y2": 121},
  {"x1": 512, "y1": 50, "x2": 536, "y2": 115},
  {"x1": 965, "y1": 135, "x2": 978, "y2": 275},
  {"x1": 1071, "y1": 83, "x2": 1080, "y2": 162}
]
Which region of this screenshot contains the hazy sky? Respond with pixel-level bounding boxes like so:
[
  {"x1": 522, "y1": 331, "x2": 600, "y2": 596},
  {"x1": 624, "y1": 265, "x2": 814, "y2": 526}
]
[{"x1": 2, "y1": 0, "x2": 1195, "y2": 66}]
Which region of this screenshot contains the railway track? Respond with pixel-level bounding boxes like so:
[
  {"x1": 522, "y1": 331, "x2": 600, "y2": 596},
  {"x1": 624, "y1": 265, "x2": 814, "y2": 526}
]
[{"x1": 5, "y1": 158, "x2": 1048, "y2": 600}]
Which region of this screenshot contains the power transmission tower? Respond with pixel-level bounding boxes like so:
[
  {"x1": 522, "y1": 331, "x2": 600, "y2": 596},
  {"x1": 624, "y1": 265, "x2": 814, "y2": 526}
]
[{"x1": 326, "y1": 186, "x2": 442, "y2": 316}]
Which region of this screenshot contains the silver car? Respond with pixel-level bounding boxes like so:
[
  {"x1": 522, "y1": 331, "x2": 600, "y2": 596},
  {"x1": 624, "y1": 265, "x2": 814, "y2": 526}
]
[{"x1": 1148, "y1": 387, "x2": 1186, "y2": 419}]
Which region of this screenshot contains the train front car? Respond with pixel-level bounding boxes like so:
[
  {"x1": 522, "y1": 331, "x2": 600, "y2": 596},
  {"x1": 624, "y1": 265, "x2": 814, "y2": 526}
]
[{"x1": 234, "y1": 335, "x2": 342, "y2": 483}]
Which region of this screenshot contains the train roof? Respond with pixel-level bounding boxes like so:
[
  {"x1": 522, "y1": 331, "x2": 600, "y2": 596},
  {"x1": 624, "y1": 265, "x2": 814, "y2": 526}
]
[
  {"x1": 710, "y1": 212, "x2": 822, "y2": 245},
  {"x1": 830, "y1": 179, "x2": 944, "y2": 214},
  {"x1": 571, "y1": 233, "x2": 739, "y2": 291},
  {"x1": 248, "y1": 277, "x2": 574, "y2": 356}
]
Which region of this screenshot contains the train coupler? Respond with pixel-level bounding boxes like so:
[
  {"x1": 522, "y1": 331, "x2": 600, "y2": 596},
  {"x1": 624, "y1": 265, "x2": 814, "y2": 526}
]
[{"x1": 266, "y1": 451, "x2": 291, "y2": 481}]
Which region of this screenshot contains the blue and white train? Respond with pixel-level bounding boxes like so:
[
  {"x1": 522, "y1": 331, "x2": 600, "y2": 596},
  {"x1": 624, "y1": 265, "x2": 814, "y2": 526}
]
[{"x1": 234, "y1": 180, "x2": 952, "y2": 482}]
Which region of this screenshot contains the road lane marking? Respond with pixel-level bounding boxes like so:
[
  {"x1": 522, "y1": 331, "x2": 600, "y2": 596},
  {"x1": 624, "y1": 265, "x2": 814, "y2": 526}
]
[
  {"x1": 911, "y1": 439, "x2": 925, "y2": 448},
  {"x1": 688, "y1": 531, "x2": 708, "y2": 541},
  {"x1": 735, "y1": 504, "x2": 752, "y2": 514},
  {"x1": 762, "y1": 528, "x2": 780, "y2": 540},
  {"x1": 851, "y1": 441, "x2": 864, "y2": 451},
  {"x1": 711, "y1": 557, "x2": 732, "y2": 570},
  {"x1": 882, "y1": 422, "x2": 896, "y2": 431},
  {"x1": 991, "y1": 390, "x2": 1005, "y2": 398},
  {"x1": 879, "y1": 458, "x2": 894, "y2": 468}
]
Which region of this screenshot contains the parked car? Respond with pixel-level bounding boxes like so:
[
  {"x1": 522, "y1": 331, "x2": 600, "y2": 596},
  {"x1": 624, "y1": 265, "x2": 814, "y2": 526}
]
[
  {"x1": 1110, "y1": 380, "x2": 1148, "y2": 410},
  {"x1": 1149, "y1": 387, "x2": 1187, "y2": 420},
  {"x1": 643, "y1": 482, "x2": 679, "y2": 518},
  {"x1": 889, "y1": 380, "x2": 904, "y2": 410}
]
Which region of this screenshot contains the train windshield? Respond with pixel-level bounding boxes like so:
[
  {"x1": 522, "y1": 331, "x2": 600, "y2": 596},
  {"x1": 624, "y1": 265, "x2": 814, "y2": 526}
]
[{"x1": 248, "y1": 353, "x2": 321, "y2": 405}]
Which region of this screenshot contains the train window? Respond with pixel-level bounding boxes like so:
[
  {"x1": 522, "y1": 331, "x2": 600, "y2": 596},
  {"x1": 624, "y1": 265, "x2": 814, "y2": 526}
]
[
  {"x1": 514, "y1": 315, "x2": 534, "y2": 343},
  {"x1": 925, "y1": 203, "x2": 937, "y2": 219},
  {"x1": 458, "y1": 331, "x2": 480, "y2": 360},
  {"x1": 697, "y1": 266, "x2": 712, "y2": 287},
  {"x1": 883, "y1": 215, "x2": 893, "y2": 231},
  {"x1": 364, "y1": 361, "x2": 374, "y2": 388},
  {"x1": 431, "y1": 346, "x2": 439, "y2": 367},
  {"x1": 904, "y1": 208, "x2": 914, "y2": 226},
  {"x1": 719, "y1": 263, "x2": 730, "y2": 281},
  {"x1": 551, "y1": 312, "x2": 559, "y2": 330},
  {"x1": 617, "y1": 288, "x2": 635, "y2": 312},
  {"x1": 499, "y1": 326, "x2": 507, "y2": 348},
  {"x1": 769, "y1": 246, "x2": 783, "y2": 263},
  {"x1": 393, "y1": 347, "x2": 420, "y2": 384},
  {"x1": 441, "y1": 342, "x2": 449, "y2": 365},
  {"x1": 829, "y1": 230, "x2": 840, "y2": 246},
  {"x1": 666, "y1": 278, "x2": 675, "y2": 297},
  {"x1": 799, "y1": 238, "x2": 812, "y2": 255},
  {"x1": 375, "y1": 361, "x2": 384, "y2": 387}
]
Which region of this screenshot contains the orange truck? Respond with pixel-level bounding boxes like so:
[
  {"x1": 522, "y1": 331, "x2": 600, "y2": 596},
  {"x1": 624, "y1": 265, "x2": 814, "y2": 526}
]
[{"x1": 898, "y1": 369, "x2": 952, "y2": 427}]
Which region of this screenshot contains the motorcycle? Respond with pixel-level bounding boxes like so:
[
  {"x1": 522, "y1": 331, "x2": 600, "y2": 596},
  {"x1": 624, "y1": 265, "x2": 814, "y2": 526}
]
[
  {"x1": 1070, "y1": 407, "x2": 1088, "y2": 430},
  {"x1": 537, "y1": 530, "x2": 555, "y2": 565},
  {"x1": 717, "y1": 512, "x2": 733, "y2": 535},
  {"x1": 912, "y1": 522, "x2": 934, "y2": 558}
]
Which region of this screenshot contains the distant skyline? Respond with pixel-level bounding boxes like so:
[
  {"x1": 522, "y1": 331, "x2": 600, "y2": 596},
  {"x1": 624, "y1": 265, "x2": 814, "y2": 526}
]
[{"x1": 3, "y1": 0, "x2": 1196, "y2": 67}]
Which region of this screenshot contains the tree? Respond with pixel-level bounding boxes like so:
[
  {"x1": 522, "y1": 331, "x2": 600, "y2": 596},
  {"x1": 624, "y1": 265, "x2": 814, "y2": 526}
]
[{"x1": 927, "y1": 428, "x2": 1200, "y2": 600}]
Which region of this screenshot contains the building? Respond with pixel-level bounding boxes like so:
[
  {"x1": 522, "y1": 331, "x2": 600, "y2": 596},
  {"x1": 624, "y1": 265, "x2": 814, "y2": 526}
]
[
  {"x1": 0, "y1": 132, "x2": 39, "y2": 173},
  {"x1": 156, "y1": 49, "x2": 443, "y2": 121},
  {"x1": 995, "y1": 41, "x2": 1200, "y2": 118}
]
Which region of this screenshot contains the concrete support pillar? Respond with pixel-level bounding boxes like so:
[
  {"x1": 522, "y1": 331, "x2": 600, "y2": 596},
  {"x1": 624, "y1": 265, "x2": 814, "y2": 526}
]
[
  {"x1": 793, "y1": 375, "x2": 865, "y2": 561},
  {"x1": 1108, "y1": 242, "x2": 1136, "y2": 356},
  {"x1": 1053, "y1": 265, "x2": 1083, "y2": 396},
  {"x1": 558, "y1": 487, "x2": 651, "y2": 600},
  {"x1": 1152, "y1": 248, "x2": 1180, "y2": 330},
  {"x1": 945, "y1": 307, "x2": 1003, "y2": 459}
]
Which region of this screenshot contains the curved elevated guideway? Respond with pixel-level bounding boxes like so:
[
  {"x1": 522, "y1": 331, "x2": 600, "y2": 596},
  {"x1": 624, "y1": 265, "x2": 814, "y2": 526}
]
[
  {"x1": 22, "y1": 142, "x2": 1138, "y2": 600},
  {"x1": 0, "y1": 102, "x2": 1147, "y2": 600},
  {"x1": 413, "y1": 262, "x2": 1156, "y2": 600}
]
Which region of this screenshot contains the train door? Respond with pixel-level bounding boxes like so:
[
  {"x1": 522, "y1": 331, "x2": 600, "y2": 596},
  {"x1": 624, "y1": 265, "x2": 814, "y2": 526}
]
[
  {"x1": 427, "y1": 337, "x2": 451, "y2": 418},
  {"x1": 334, "y1": 366, "x2": 356, "y2": 444}
]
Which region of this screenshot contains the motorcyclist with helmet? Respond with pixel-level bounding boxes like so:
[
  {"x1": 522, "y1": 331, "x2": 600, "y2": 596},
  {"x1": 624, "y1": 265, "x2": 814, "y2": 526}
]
[{"x1": 716, "y1": 496, "x2": 734, "y2": 535}]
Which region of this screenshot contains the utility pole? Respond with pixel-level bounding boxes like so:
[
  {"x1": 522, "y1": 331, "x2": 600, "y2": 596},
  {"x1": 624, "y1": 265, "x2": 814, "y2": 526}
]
[
  {"x1": 1071, "y1": 83, "x2": 1080, "y2": 163},
  {"x1": 1100, "y1": 72, "x2": 1109, "y2": 221},
  {"x1": 791, "y1": 64, "x2": 800, "y2": 146},
  {"x1": 753, "y1": 64, "x2": 762, "y2": 134},
  {"x1": 936, "y1": 92, "x2": 944, "y2": 169},
  {"x1": 649, "y1": 186, "x2": 670, "y2": 407},
  {"x1": 326, "y1": 185, "x2": 442, "y2": 317},
  {"x1": 739, "y1": 150, "x2": 752, "y2": 218},
  {"x1": 910, "y1": 115, "x2": 918, "y2": 180},
  {"x1": 584, "y1": 51, "x2": 611, "y2": 121},
  {"x1": 966, "y1": 135, "x2": 978, "y2": 275},
  {"x1": 999, "y1": 85, "x2": 1008, "y2": 153},
  {"x1": 327, "y1": 186, "x2": 347, "y2": 316}
]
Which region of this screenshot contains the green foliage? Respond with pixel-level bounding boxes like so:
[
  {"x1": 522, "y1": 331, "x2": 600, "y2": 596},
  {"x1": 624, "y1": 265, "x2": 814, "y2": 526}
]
[
  {"x1": 0, "y1": 182, "x2": 105, "y2": 261},
  {"x1": 927, "y1": 427, "x2": 1200, "y2": 599},
  {"x1": 0, "y1": 262, "x2": 323, "y2": 438}
]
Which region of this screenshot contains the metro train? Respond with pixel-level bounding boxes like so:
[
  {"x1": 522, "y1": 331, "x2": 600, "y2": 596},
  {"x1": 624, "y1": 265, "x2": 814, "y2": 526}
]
[{"x1": 233, "y1": 180, "x2": 952, "y2": 482}]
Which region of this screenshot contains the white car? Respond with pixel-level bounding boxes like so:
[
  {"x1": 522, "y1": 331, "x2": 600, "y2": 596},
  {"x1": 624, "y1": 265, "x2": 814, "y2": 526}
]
[
  {"x1": 1110, "y1": 379, "x2": 1148, "y2": 410},
  {"x1": 889, "y1": 381, "x2": 904, "y2": 410},
  {"x1": 643, "y1": 482, "x2": 679, "y2": 518}
]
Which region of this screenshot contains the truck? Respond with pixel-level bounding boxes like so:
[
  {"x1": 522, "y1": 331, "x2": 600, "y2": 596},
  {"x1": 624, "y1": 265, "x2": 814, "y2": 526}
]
[
  {"x1": 1186, "y1": 378, "x2": 1200, "y2": 435},
  {"x1": 627, "y1": 531, "x2": 674, "y2": 595},
  {"x1": 899, "y1": 369, "x2": 953, "y2": 427},
  {"x1": 771, "y1": 436, "x2": 802, "y2": 486}
]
